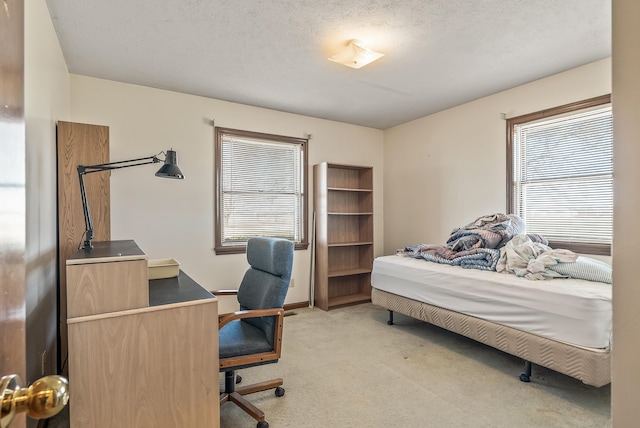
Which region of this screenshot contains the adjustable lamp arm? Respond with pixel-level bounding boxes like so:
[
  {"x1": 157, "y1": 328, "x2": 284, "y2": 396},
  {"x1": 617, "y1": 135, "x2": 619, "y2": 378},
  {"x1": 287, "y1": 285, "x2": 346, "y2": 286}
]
[
  {"x1": 77, "y1": 150, "x2": 183, "y2": 251},
  {"x1": 77, "y1": 166, "x2": 94, "y2": 251},
  {"x1": 77, "y1": 154, "x2": 162, "y2": 175}
]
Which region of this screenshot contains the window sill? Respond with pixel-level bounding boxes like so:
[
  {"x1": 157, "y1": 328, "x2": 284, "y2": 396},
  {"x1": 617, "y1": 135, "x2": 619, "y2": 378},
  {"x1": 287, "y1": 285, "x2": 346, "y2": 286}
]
[{"x1": 214, "y1": 241, "x2": 309, "y2": 255}]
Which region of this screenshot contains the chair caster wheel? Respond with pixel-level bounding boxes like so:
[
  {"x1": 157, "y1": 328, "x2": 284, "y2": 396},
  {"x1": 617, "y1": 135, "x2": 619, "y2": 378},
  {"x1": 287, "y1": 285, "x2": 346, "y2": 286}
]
[
  {"x1": 236, "y1": 375, "x2": 242, "y2": 384},
  {"x1": 275, "y1": 386, "x2": 285, "y2": 397},
  {"x1": 519, "y1": 373, "x2": 531, "y2": 382},
  {"x1": 257, "y1": 421, "x2": 269, "y2": 428}
]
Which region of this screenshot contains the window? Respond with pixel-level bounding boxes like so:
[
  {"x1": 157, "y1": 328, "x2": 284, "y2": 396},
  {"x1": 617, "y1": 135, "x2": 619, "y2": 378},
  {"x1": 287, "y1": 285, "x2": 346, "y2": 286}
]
[
  {"x1": 507, "y1": 95, "x2": 612, "y2": 255},
  {"x1": 215, "y1": 127, "x2": 308, "y2": 254}
]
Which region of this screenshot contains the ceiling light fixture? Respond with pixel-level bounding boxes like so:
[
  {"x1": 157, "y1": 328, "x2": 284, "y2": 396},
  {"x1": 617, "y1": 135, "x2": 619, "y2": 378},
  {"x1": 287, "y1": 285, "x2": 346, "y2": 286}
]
[{"x1": 328, "y1": 39, "x2": 384, "y2": 69}]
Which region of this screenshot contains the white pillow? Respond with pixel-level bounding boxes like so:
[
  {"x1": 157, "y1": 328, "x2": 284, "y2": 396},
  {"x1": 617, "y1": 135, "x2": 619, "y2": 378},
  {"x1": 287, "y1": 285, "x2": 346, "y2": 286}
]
[{"x1": 549, "y1": 256, "x2": 612, "y2": 284}]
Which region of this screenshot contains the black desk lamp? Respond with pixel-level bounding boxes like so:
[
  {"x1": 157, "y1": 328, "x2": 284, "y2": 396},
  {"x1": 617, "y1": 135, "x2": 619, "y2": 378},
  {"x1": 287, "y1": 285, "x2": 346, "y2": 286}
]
[{"x1": 77, "y1": 149, "x2": 184, "y2": 250}]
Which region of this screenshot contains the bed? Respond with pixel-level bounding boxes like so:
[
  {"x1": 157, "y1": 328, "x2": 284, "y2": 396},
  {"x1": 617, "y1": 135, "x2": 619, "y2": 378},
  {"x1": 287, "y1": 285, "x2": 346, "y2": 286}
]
[{"x1": 371, "y1": 254, "x2": 612, "y2": 387}]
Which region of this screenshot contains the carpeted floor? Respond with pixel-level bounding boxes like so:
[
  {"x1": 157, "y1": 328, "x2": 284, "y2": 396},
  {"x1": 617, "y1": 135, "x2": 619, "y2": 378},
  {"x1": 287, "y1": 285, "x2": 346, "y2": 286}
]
[
  {"x1": 219, "y1": 303, "x2": 610, "y2": 428},
  {"x1": 47, "y1": 303, "x2": 610, "y2": 427}
]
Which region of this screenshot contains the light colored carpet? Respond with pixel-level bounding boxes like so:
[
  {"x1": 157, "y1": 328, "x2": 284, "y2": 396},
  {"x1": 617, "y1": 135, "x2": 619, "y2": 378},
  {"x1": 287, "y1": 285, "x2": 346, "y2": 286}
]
[
  {"x1": 220, "y1": 303, "x2": 610, "y2": 428},
  {"x1": 46, "y1": 303, "x2": 610, "y2": 427}
]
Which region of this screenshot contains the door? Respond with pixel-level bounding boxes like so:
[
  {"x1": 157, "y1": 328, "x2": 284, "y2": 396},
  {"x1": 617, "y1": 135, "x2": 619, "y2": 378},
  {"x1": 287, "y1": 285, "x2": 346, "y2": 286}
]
[{"x1": 1, "y1": 1, "x2": 27, "y2": 427}]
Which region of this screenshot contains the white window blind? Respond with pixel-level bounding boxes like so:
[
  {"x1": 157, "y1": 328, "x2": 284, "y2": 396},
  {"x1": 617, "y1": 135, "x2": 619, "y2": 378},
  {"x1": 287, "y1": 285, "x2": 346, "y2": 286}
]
[
  {"x1": 219, "y1": 132, "x2": 305, "y2": 248},
  {"x1": 511, "y1": 104, "x2": 612, "y2": 250}
]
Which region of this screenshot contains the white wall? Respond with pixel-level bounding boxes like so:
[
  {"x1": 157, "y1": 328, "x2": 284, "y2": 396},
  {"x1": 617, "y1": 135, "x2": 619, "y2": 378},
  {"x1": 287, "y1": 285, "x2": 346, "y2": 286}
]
[
  {"x1": 612, "y1": 0, "x2": 640, "y2": 424},
  {"x1": 24, "y1": 0, "x2": 69, "y2": 387},
  {"x1": 68, "y1": 76, "x2": 384, "y2": 313},
  {"x1": 383, "y1": 58, "x2": 611, "y2": 256}
]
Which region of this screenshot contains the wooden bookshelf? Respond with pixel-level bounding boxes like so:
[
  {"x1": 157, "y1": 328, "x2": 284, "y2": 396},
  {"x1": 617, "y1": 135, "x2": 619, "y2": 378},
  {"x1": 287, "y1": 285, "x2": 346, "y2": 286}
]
[{"x1": 314, "y1": 162, "x2": 373, "y2": 310}]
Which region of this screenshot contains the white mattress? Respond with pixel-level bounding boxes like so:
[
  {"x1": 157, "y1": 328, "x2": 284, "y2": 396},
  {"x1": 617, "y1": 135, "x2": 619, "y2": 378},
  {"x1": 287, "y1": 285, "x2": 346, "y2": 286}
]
[{"x1": 371, "y1": 255, "x2": 612, "y2": 349}]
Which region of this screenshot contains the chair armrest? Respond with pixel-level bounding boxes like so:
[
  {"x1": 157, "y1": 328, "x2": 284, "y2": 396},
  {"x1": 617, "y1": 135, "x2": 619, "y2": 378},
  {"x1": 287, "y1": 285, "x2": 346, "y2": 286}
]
[
  {"x1": 210, "y1": 289, "x2": 238, "y2": 296},
  {"x1": 218, "y1": 307, "x2": 284, "y2": 329}
]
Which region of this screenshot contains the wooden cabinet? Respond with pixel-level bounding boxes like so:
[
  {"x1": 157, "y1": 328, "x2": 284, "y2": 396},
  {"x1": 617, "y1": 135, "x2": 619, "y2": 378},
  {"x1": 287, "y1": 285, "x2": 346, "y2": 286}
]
[
  {"x1": 66, "y1": 240, "x2": 219, "y2": 427},
  {"x1": 66, "y1": 240, "x2": 148, "y2": 318},
  {"x1": 313, "y1": 163, "x2": 373, "y2": 310}
]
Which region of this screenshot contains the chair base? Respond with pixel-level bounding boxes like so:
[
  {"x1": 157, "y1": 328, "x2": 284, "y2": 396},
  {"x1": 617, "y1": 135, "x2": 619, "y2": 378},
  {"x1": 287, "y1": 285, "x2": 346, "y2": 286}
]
[{"x1": 220, "y1": 371, "x2": 284, "y2": 424}]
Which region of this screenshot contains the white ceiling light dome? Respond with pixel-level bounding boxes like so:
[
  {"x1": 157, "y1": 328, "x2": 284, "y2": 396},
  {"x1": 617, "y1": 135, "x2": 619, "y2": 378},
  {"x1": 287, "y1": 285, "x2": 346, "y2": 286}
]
[{"x1": 328, "y1": 39, "x2": 384, "y2": 69}]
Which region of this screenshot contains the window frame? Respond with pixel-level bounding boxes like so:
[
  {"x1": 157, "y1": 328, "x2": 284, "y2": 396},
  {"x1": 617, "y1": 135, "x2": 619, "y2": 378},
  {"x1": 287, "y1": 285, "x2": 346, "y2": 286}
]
[
  {"x1": 506, "y1": 94, "x2": 612, "y2": 256},
  {"x1": 214, "y1": 127, "x2": 309, "y2": 255}
]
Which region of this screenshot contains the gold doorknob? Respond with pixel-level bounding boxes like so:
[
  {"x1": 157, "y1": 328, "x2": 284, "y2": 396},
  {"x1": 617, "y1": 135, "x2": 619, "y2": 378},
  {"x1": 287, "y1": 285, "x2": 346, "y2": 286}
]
[{"x1": 1, "y1": 374, "x2": 69, "y2": 428}]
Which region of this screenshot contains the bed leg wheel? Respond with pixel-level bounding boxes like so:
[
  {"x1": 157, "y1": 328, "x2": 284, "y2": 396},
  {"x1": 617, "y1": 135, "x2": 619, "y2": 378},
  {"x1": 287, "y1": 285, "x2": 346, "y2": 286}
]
[{"x1": 519, "y1": 373, "x2": 531, "y2": 382}]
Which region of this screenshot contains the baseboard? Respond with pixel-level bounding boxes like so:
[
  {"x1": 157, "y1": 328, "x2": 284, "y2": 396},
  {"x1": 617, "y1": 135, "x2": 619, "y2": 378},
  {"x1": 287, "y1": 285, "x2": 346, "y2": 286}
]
[{"x1": 284, "y1": 301, "x2": 309, "y2": 311}]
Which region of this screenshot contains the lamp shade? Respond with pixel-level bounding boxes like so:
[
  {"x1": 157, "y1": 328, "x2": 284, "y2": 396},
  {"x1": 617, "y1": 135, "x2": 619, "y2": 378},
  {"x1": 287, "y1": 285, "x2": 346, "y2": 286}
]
[{"x1": 155, "y1": 149, "x2": 184, "y2": 179}]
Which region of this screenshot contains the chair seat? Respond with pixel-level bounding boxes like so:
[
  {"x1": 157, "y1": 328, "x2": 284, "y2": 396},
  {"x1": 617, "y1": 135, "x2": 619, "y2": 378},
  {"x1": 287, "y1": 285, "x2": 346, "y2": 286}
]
[{"x1": 219, "y1": 319, "x2": 273, "y2": 359}]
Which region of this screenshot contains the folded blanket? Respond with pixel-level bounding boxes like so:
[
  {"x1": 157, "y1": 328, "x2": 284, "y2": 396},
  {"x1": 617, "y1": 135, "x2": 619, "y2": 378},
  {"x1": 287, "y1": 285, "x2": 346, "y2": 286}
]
[
  {"x1": 446, "y1": 213, "x2": 527, "y2": 251},
  {"x1": 399, "y1": 244, "x2": 501, "y2": 271},
  {"x1": 399, "y1": 214, "x2": 527, "y2": 272}
]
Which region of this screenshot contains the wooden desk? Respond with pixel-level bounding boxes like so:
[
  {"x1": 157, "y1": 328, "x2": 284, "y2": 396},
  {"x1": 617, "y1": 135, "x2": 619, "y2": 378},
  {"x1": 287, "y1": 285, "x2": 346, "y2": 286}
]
[
  {"x1": 67, "y1": 241, "x2": 219, "y2": 427},
  {"x1": 149, "y1": 270, "x2": 214, "y2": 306}
]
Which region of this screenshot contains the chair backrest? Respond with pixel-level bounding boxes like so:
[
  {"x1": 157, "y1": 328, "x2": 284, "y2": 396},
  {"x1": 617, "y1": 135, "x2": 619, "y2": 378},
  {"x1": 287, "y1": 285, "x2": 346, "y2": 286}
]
[{"x1": 237, "y1": 237, "x2": 294, "y2": 344}]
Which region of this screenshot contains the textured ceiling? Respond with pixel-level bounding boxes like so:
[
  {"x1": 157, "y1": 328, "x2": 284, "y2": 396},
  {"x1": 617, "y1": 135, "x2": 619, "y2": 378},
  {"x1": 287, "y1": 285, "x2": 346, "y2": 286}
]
[{"x1": 45, "y1": 0, "x2": 611, "y2": 129}]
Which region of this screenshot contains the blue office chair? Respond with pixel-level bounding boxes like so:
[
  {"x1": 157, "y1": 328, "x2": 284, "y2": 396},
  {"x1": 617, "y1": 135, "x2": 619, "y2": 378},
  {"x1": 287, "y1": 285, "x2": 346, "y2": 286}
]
[{"x1": 214, "y1": 237, "x2": 294, "y2": 428}]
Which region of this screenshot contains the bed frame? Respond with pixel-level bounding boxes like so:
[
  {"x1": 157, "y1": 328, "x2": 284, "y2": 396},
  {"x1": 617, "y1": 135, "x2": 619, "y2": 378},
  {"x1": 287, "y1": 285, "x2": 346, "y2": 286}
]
[{"x1": 371, "y1": 287, "x2": 611, "y2": 387}]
